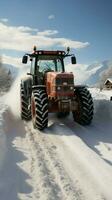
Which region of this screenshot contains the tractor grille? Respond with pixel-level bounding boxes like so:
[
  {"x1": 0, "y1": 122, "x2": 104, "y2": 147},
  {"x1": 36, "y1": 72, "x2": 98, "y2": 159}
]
[
  {"x1": 63, "y1": 86, "x2": 70, "y2": 91},
  {"x1": 55, "y1": 75, "x2": 74, "y2": 95},
  {"x1": 56, "y1": 78, "x2": 74, "y2": 85}
]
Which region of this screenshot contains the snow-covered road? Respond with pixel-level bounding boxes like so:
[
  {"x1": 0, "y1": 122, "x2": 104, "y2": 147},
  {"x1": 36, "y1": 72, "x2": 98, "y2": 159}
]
[{"x1": 0, "y1": 88, "x2": 112, "y2": 200}]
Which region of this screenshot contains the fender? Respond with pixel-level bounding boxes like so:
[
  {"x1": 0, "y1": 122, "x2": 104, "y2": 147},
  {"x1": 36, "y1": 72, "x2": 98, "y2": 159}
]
[
  {"x1": 21, "y1": 76, "x2": 32, "y2": 98},
  {"x1": 74, "y1": 85, "x2": 87, "y2": 90}
]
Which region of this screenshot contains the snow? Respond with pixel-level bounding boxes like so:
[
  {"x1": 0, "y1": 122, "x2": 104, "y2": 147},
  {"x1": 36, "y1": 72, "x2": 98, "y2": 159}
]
[
  {"x1": 0, "y1": 96, "x2": 7, "y2": 172},
  {"x1": 0, "y1": 87, "x2": 112, "y2": 199},
  {"x1": 5, "y1": 67, "x2": 30, "y2": 118}
]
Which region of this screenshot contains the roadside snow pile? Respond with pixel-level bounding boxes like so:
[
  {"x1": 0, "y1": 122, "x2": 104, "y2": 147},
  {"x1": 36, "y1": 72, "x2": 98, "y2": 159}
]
[
  {"x1": 4, "y1": 75, "x2": 21, "y2": 119},
  {"x1": 5, "y1": 67, "x2": 29, "y2": 119},
  {"x1": 89, "y1": 88, "x2": 112, "y2": 121},
  {"x1": 90, "y1": 88, "x2": 112, "y2": 100},
  {"x1": 0, "y1": 96, "x2": 7, "y2": 171}
]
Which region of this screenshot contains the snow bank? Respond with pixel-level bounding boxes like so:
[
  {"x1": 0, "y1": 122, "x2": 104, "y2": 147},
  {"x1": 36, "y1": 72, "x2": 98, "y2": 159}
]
[
  {"x1": 5, "y1": 67, "x2": 29, "y2": 118},
  {"x1": 90, "y1": 88, "x2": 112, "y2": 121},
  {"x1": 0, "y1": 97, "x2": 7, "y2": 171}
]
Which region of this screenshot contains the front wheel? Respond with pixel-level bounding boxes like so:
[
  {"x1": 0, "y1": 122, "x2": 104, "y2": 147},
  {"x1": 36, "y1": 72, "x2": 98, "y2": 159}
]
[
  {"x1": 31, "y1": 89, "x2": 48, "y2": 130},
  {"x1": 72, "y1": 88, "x2": 94, "y2": 125}
]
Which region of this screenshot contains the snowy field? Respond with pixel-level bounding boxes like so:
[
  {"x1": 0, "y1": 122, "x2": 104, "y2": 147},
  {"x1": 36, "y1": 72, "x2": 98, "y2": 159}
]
[{"x1": 0, "y1": 88, "x2": 112, "y2": 200}]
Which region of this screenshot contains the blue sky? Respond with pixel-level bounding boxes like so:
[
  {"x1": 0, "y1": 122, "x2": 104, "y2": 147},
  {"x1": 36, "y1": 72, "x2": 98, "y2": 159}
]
[{"x1": 0, "y1": 0, "x2": 112, "y2": 66}]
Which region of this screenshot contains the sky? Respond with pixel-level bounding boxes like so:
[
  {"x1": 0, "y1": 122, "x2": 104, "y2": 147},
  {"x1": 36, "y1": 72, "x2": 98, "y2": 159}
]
[{"x1": 0, "y1": 0, "x2": 112, "y2": 68}]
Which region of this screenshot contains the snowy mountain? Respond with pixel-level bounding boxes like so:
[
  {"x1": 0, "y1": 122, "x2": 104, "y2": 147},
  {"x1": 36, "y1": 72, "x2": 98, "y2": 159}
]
[
  {"x1": 66, "y1": 59, "x2": 112, "y2": 86},
  {"x1": 84, "y1": 60, "x2": 112, "y2": 86}
]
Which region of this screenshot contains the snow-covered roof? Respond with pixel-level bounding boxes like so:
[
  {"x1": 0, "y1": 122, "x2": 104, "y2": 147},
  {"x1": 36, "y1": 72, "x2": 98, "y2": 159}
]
[{"x1": 104, "y1": 78, "x2": 112, "y2": 84}]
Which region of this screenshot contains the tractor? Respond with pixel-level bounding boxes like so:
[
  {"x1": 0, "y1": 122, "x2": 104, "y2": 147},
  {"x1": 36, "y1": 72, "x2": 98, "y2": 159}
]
[{"x1": 20, "y1": 46, "x2": 94, "y2": 130}]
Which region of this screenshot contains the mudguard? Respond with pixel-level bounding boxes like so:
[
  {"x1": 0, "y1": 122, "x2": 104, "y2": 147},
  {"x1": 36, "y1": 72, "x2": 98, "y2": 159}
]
[{"x1": 74, "y1": 85, "x2": 87, "y2": 90}]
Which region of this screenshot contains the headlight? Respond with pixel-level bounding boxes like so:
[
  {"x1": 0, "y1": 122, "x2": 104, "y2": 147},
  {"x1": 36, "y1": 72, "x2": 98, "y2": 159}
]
[
  {"x1": 63, "y1": 82, "x2": 67, "y2": 86},
  {"x1": 57, "y1": 86, "x2": 61, "y2": 90},
  {"x1": 70, "y1": 86, "x2": 74, "y2": 90}
]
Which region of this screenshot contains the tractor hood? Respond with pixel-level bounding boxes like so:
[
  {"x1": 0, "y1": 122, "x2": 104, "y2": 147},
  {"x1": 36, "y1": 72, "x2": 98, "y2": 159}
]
[{"x1": 45, "y1": 72, "x2": 74, "y2": 97}]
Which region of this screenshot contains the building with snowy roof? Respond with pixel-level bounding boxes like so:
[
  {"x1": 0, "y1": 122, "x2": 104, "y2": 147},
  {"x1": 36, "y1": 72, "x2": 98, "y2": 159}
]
[{"x1": 104, "y1": 78, "x2": 112, "y2": 89}]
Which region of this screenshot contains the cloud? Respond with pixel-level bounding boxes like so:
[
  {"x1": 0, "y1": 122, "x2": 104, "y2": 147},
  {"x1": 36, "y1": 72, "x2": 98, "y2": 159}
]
[
  {"x1": 2, "y1": 54, "x2": 22, "y2": 68},
  {"x1": 0, "y1": 18, "x2": 8, "y2": 23},
  {"x1": 53, "y1": 38, "x2": 89, "y2": 49},
  {"x1": 48, "y1": 15, "x2": 55, "y2": 19},
  {"x1": 17, "y1": 26, "x2": 38, "y2": 32},
  {"x1": 0, "y1": 22, "x2": 89, "y2": 52},
  {"x1": 38, "y1": 30, "x2": 58, "y2": 36}
]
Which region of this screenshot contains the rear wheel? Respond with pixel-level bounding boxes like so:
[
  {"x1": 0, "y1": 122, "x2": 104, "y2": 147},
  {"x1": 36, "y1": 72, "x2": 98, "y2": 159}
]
[
  {"x1": 72, "y1": 88, "x2": 94, "y2": 125},
  {"x1": 31, "y1": 89, "x2": 48, "y2": 130},
  {"x1": 20, "y1": 85, "x2": 31, "y2": 120}
]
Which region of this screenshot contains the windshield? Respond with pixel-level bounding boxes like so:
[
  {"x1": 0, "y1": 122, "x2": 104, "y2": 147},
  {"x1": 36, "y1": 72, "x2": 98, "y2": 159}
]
[{"x1": 37, "y1": 59, "x2": 63, "y2": 73}]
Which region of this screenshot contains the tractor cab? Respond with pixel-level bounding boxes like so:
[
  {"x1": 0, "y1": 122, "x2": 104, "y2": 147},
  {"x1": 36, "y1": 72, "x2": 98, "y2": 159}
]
[
  {"x1": 22, "y1": 47, "x2": 76, "y2": 87},
  {"x1": 22, "y1": 47, "x2": 76, "y2": 73}
]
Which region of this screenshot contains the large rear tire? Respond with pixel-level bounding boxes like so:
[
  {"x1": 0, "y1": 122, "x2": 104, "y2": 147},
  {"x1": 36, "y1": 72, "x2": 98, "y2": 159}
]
[
  {"x1": 20, "y1": 85, "x2": 31, "y2": 120},
  {"x1": 72, "y1": 88, "x2": 94, "y2": 125},
  {"x1": 31, "y1": 89, "x2": 48, "y2": 130}
]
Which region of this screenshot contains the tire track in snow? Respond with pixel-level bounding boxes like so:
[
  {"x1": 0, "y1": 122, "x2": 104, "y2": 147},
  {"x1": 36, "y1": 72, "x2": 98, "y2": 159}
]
[
  {"x1": 32, "y1": 113, "x2": 110, "y2": 200},
  {"x1": 24, "y1": 122, "x2": 85, "y2": 200},
  {"x1": 60, "y1": 99, "x2": 112, "y2": 164}
]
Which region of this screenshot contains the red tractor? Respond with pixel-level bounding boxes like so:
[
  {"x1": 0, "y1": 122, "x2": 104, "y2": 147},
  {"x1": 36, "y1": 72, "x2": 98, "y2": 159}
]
[{"x1": 20, "y1": 47, "x2": 94, "y2": 130}]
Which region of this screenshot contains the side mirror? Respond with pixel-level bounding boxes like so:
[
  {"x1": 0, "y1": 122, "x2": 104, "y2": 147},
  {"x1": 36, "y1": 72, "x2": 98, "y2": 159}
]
[
  {"x1": 22, "y1": 55, "x2": 28, "y2": 64},
  {"x1": 71, "y1": 56, "x2": 76, "y2": 64}
]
